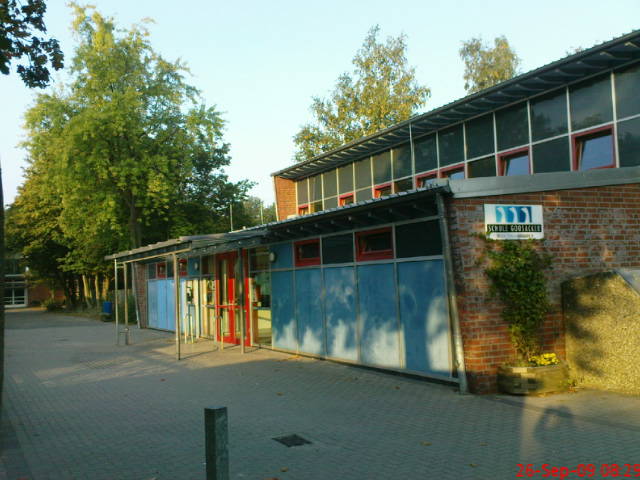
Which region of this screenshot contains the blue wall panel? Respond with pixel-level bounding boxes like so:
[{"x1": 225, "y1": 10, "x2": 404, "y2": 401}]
[
  {"x1": 164, "y1": 279, "x2": 175, "y2": 331},
  {"x1": 398, "y1": 260, "x2": 451, "y2": 376},
  {"x1": 357, "y1": 264, "x2": 401, "y2": 368},
  {"x1": 295, "y1": 269, "x2": 324, "y2": 355},
  {"x1": 157, "y1": 280, "x2": 167, "y2": 330},
  {"x1": 323, "y1": 267, "x2": 357, "y2": 361},
  {"x1": 270, "y1": 243, "x2": 293, "y2": 270},
  {"x1": 147, "y1": 280, "x2": 160, "y2": 329},
  {"x1": 271, "y1": 271, "x2": 297, "y2": 350}
]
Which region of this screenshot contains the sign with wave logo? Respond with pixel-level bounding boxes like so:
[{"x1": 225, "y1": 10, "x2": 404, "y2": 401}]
[{"x1": 484, "y1": 204, "x2": 544, "y2": 240}]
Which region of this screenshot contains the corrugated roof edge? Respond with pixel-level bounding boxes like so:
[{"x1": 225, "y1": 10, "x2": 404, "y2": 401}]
[{"x1": 272, "y1": 28, "x2": 640, "y2": 178}]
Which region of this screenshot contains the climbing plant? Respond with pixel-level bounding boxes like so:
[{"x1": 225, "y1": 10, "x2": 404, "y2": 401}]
[{"x1": 480, "y1": 239, "x2": 552, "y2": 362}]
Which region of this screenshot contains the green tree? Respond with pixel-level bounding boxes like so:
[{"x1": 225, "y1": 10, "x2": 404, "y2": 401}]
[
  {"x1": 0, "y1": 0, "x2": 63, "y2": 87},
  {"x1": 10, "y1": 5, "x2": 250, "y2": 306},
  {"x1": 293, "y1": 25, "x2": 430, "y2": 162},
  {"x1": 459, "y1": 36, "x2": 520, "y2": 94}
]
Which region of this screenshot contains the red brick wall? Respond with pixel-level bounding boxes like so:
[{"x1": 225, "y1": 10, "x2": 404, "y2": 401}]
[
  {"x1": 448, "y1": 184, "x2": 640, "y2": 393},
  {"x1": 134, "y1": 263, "x2": 148, "y2": 328},
  {"x1": 274, "y1": 176, "x2": 297, "y2": 220}
]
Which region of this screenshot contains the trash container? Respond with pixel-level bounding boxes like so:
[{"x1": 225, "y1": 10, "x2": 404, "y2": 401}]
[{"x1": 101, "y1": 301, "x2": 113, "y2": 321}]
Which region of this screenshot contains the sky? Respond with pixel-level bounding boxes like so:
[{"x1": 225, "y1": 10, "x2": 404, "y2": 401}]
[{"x1": 2, "y1": 0, "x2": 639, "y2": 206}]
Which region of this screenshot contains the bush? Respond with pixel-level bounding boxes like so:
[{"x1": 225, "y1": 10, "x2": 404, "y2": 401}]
[{"x1": 43, "y1": 298, "x2": 64, "y2": 311}]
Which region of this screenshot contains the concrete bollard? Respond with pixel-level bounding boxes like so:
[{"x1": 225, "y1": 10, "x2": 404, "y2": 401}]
[{"x1": 204, "y1": 407, "x2": 229, "y2": 480}]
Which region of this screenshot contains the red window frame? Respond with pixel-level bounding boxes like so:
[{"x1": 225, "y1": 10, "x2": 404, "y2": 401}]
[
  {"x1": 339, "y1": 193, "x2": 354, "y2": 206},
  {"x1": 298, "y1": 204, "x2": 309, "y2": 216},
  {"x1": 178, "y1": 258, "x2": 188, "y2": 277},
  {"x1": 439, "y1": 164, "x2": 465, "y2": 179},
  {"x1": 571, "y1": 125, "x2": 615, "y2": 171},
  {"x1": 416, "y1": 172, "x2": 437, "y2": 188},
  {"x1": 294, "y1": 238, "x2": 321, "y2": 267},
  {"x1": 156, "y1": 262, "x2": 167, "y2": 279},
  {"x1": 373, "y1": 182, "x2": 392, "y2": 198},
  {"x1": 499, "y1": 147, "x2": 530, "y2": 176},
  {"x1": 355, "y1": 227, "x2": 394, "y2": 262}
]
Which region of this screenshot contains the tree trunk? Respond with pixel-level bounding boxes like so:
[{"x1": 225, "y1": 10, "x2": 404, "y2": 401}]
[
  {"x1": 81, "y1": 274, "x2": 92, "y2": 309},
  {"x1": 102, "y1": 276, "x2": 110, "y2": 301},
  {"x1": 94, "y1": 274, "x2": 101, "y2": 303}
]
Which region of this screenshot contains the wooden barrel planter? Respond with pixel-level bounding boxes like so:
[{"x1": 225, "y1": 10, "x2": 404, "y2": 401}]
[{"x1": 497, "y1": 364, "x2": 568, "y2": 395}]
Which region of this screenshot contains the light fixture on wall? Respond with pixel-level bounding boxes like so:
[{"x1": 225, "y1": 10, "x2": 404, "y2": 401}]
[{"x1": 269, "y1": 251, "x2": 277, "y2": 263}]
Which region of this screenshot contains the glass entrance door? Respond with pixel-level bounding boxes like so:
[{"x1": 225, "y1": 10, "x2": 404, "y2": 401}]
[{"x1": 216, "y1": 252, "x2": 238, "y2": 344}]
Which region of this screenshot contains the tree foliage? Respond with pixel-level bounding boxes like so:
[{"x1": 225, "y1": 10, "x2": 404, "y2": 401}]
[
  {"x1": 0, "y1": 0, "x2": 63, "y2": 87},
  {"x1": 459, "y1": 36, "x2": 520, "y2": 94},
  {"x1": 8, "y1": 5, "x2": 253, "y2": 306},
  {"x1": 293, "y1": 25, "x2": 430, "y2": 162}
]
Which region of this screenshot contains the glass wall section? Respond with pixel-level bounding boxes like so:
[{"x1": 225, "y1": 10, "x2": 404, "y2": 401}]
[
  {"x1": 532, "y1": 137, "x2": 570, "y2": 173},
  {"x1": 338, "y1": 164, "x2": 354, "y2": 194},
  {"x1": 322, "y1": 233, "x2": 354, "y2": 264},
  {"x1": 617, "y1": 117, "x2": 640, "y2": 167},
  {"x1": 569, "y1": 75, "x2": 613, "y2": 131},
  {"x1": 373, "y1": 151, "x2": 391, "y2": 185},
  {"x1": 395, "y1": 221, "x2": 442, "y2": 258},
  {"x1": 615, "y1": 64, "x2": 640, "y2": 120},
  {"x1": 501, "y1": 150, "x2": 530, "y2": 176},
  {"x1": 394, "y1": 178, "x2": 413, "y2": 193},
  {"x1": 467, "y1": 156, "x2": 495, "y2": 178},
  {"x1": 249, "y1": 247, "x2": 271, "y2": 346},
  {"x1": 296, "y1": 178, "x2": 308, "y2": 207},
  {"x1": 356, "y1": 187, "x2": 373, "y2": 202},
  {"x1": 355, "y1": 157, "x2": 372, "y2": 189},
  {"x1": 324, "y1": 196, "x2": 338, "y2": 209},
  {"x1": 310, "y1": 175, "x2": 322, "y2": 202},
  {"x1": 323, "y1": 169, "x2": 337, "y2": 198},
  {"x1": 438, "y1": 125, "x2": 464, "y2": 166},
  {"x1": 530, "y1": 89, "x2": 568, "y2": 141},
  {"x1": 496, "y1": 102, "x2": 528, "y2": 151},
  {"x1": 392, "y1": 144, "x2": 412, "y2": 179},
  {"x1": 414, "y1": 134, "x2": 437, "y2": 173},
  {"x1": 465, "y1": 113, "x2": 494, "y2": 159}
]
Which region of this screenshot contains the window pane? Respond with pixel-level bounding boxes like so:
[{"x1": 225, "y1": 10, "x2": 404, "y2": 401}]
[
  {"x1": 414, "y1": 134, "x2": 438, "y2": 172},
  {"x1": 322, "y1": 233, "x2": 354, "y2": 264},
  {"x1": 147, "y1": 264, "x2": 156, "y2": 279},
  {"x1": 467, "y1": 156, "x2": 495, "y2": 178},
  {"x1": 324, "y1": 196, "x2": 338, "y2": 209},
  {"x1": 167, "y1": 261, "x2": 174, "y2": 278},
  {"x1": 532, "y1": 137, "x2": 570, "y2": 173},
  {"x1": 570, "y1": 75, "x2": 612, "y2": 131},
  {"x1": 618, "y1": 116, "x2": 640, "y2": 167},
  {"x1": 396, "y1": 221, "x2": 442, "y2": 258},
  {"x1": 250, "y1": 247, "x2": 270, "y2": 271},
  {"x1": 503, "y1": 152, "x2": 529, "y2": 176},
  {"x1": 356, "y1": 188, "x2": 372, "y2": 202},
  {"x1": 616, "y1": 64, "x2": 640, "y2": 119},
  {"x1": 373, "y1": 151, "x2": 391, "y2": 184},
  {"x1": 358, "y1": 230, "x2": 392, "y2": 254},
  {"x1": 296, "y1": 241, "x2": 320, "y2": 260},
  {"x1": 310, "y1": 201, "x2": 323, "y2": 213},
  {"x1": 576, "y1": 132, "x2": 613, "y2": 170},
  {"x1": 531, "y1": 89, "x2": 568, "y2": 141},
  {"x1": 355, "y1": 157, "x2": 372, "y2": 189},
  {"x1": 438, "y1": 125, "x2": 464, "y2": 166},
  {"x1": 338, "y1": 164, "x2": 353, "y2": 194},
  {"x1": 393, "y1": 144, "x2": 412, "y2": 179},
  {"x1": 394, "y1": 177, "x2": 413, "y2": 193},
  {"x1": 323, "y1": 170, "x2": 337, "y2": 197},
  {"x1": 445, "y1": 167, "x2": 465, "y2": 179},
  {"x1": 310, "y1": 175, "x2": 322, "y2": 201},
  {"x1": 496, "y1": 102, "x2": 528, "y2": 151},
  {"x1": 465, "y1": 114, "x2": 494, "y2": 159},
  {"x1": 296, "y1": 179, "x2": 308, "y2": 204}
]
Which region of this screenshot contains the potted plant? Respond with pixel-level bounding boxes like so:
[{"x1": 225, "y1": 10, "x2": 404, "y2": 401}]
[{"x1": 481, "y1": 239, "x2": 568, "y2": 395}]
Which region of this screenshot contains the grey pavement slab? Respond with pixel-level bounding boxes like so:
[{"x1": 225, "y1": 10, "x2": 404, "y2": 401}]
[{"x1": 2, "y1": 308, "x2": 640, "y2": 480}]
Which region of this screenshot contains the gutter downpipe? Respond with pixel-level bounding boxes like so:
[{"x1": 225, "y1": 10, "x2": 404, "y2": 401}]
[
  {"x1": 436, "y1": 192, "x2": 468, "y2": 394},
  {"x1": 173, "y1": 253, "x2": 181, "y2": 360}
]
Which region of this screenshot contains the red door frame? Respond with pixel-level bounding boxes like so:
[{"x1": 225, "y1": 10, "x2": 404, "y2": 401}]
[{"x1": 214, "y1": 250, "x2": 252, "y2": 347}]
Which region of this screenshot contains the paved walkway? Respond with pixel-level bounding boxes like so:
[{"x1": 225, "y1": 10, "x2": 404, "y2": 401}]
[{"x1": 2, "y1": 309, "x2": 640, "y2": 480}]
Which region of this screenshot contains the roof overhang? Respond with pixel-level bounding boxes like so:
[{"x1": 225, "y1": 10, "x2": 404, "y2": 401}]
[{"x1": 273, "y1": 29, "x2": 640, "y2": 181}]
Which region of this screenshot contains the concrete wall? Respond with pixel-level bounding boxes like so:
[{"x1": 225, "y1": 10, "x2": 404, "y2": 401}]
[
  {"x1": 563, "y1": 272, "x2": 640, "y2": 394},
  {"x1": 447, "y1": 183, "x2": 640, "y2": 393}
]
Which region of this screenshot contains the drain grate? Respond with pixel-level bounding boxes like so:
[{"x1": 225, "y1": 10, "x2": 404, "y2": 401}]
[{"x1": 272, "y1": 434, "x2": 312, "y2": 448}]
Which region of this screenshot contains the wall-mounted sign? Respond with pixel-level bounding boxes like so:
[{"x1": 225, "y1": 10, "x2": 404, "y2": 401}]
[{"x1": 484, "y1": 204, "x2": 544, "y2": 240}]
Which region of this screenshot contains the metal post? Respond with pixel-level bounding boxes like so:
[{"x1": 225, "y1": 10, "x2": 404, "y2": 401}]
[
  {"x1": 123, "y1": 261, "x2": 129, "y2": 345},
  {"x1": 236, "y1": 249, "x2": 245, "y2": 354},
  {"x1": 204, "y1": 407, "x2": 229, "y2": 480},
  {"x1": 436, "y1": 192, "x2": 468, "y2": 394},
  {"x1": 131, "y1": 262, "x2": 141, "y2": 329},
  {"x1": 173, "y1": 254, "x2": 181, "y2": 360},
  {"x1": 114, "y1": 259, "x2": 119, "y2": 345}
]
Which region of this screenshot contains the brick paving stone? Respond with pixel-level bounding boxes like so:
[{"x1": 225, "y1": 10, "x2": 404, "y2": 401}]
[{"x1": 2, "y1": 308, "x2": 640, "y2": 480}]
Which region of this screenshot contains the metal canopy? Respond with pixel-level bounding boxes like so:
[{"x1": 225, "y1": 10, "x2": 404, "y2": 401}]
[{"x1": 273, "y1": 29, "x2": 640, "y2": 181}]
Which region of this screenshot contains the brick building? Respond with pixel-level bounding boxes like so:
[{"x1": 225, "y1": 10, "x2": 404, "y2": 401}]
[{"x1": 107, "y1": 30, "x2": 640, "y2": 393}]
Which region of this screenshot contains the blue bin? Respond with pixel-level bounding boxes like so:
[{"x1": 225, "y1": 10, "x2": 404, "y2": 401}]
[{"x1": 102, "y1": 301, "x2": 113, "y2": 315}]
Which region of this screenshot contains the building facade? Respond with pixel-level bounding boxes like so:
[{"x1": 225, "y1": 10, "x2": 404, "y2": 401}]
[{"x1": 108, "y1": 31, "x2": 640, "y2": 393}]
